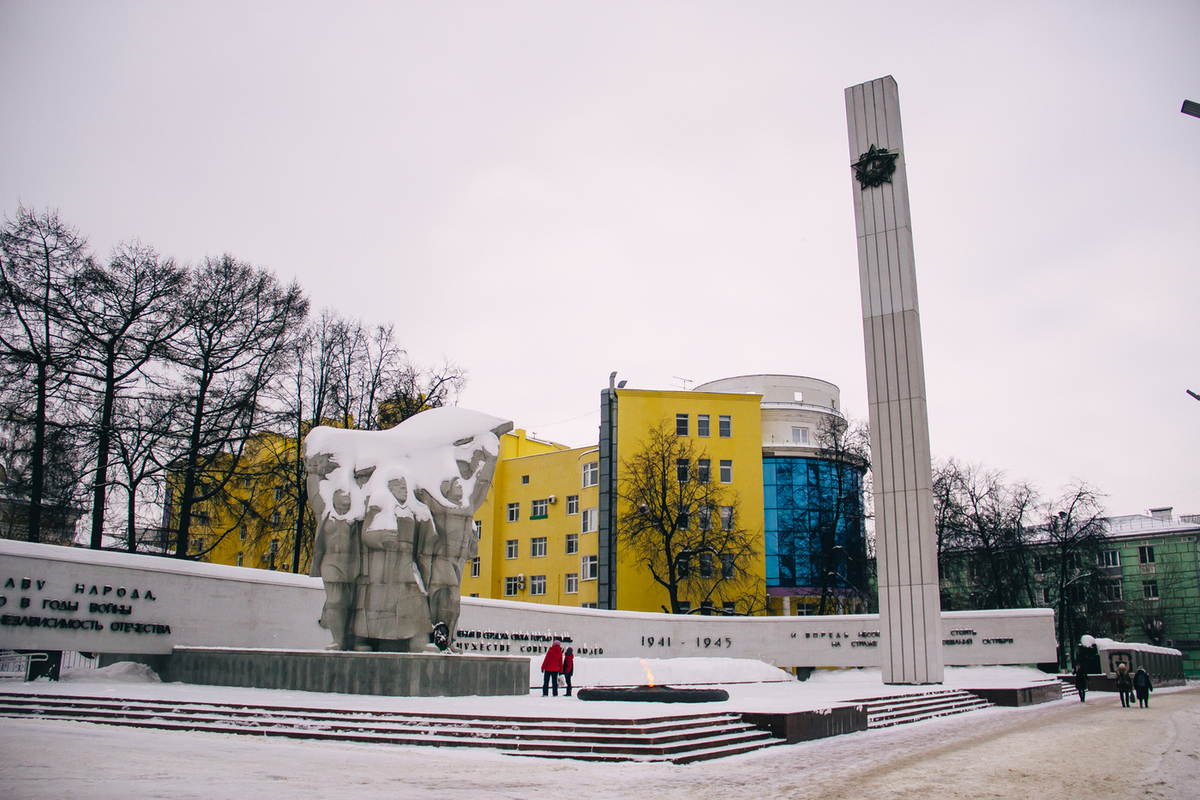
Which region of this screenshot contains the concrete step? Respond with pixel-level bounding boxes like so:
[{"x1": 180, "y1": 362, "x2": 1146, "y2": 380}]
[
  {"x1": 859, "y1": 689, "x2": 993, "y2": 729},
  {"x1": 0, "y1": 692, "x2": 778, "y2": 764}
]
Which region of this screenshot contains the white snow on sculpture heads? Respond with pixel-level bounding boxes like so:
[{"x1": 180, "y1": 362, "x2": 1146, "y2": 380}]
[{"x1": 304, "y1": 407, "x2": 513, "y2": 651}]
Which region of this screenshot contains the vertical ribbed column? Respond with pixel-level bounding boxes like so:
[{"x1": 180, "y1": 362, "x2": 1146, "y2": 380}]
[{"x1": 845, "y1": 76, "x2": 943, "y2": 684}]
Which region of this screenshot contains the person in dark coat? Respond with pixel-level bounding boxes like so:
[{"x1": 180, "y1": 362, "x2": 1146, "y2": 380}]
[
  {"x1": 562, "y1": 647, "x2": 575, "y2": 697},
  {"x1": 1074, "y1": 661, "x2": 1089, "y2": 702},
  {"x1": 541, "y1": 639, "x2": 563, "y2": 697},
  {"x1": 1133, "y1": 666, "x2": 1153, "y2": 708},
  {"x1": 1115, "y1": 663, "x2": 1133, "y2": 708}
]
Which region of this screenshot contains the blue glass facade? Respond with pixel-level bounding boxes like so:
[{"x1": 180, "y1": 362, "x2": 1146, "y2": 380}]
[{"x1": 763, "y1": 457, "x2": 867, "y2": 593}]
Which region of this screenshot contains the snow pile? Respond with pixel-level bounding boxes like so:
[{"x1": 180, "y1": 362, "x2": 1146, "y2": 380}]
[
  {"x1": 57, "y1": 661, "x2": 161, "y2": 684},
  {"x1": 1081, "y1": 635, "x2": 1182, "y2": 657},
  {"x1": 541, "y1": 656, "x2": 795, "y2": 687}
]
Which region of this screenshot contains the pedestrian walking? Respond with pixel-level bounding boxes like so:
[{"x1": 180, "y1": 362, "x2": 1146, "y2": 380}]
[
  {"x1": 1115, "y1": 663, "x2": 1133, "y2": 708},
  {"x1": 541, "y1": 639, "x2": 563, "y2": 697},
  {"x1": 562, "y1": 646, "x2": 574, "y2": 697},
  {"x1": 1074, "y1": 661, "x2": 1089, "y2": 702},
  {"x1": 1133, "y1": 666, "x2": 1153, "y2": 708}
]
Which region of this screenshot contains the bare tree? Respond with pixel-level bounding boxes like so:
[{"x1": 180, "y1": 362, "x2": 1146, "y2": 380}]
[
  {"x1": 932, "y1": 460, "x2": 1037, "y2": 610},
  {"x1": 1040, "y1": 482, "x2": 1107, "y2": 668},
  {"x1": 617, "y1": 420, "x2": 764, "y2": 615},
  {"x1": 68, "y1": 241, "x2": 187, "y2": 549},
  {"x1": 376, "y1": 358, "x2": 467, "y2": 429},
  {"x1": 808, "y1": 415, "x2": 871, "y2": 614},
  {"x1": 0, "y1": 207, "x2": 91, "y2": 542},
  {"x1": 166, "y1": 255, "x2": 308, "y2": 558}
]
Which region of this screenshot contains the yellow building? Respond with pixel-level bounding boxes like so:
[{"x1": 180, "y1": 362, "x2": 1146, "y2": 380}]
[
  {"x1": 464, "y1": 429, "x2": 601, "y2": 607},
  {"x1": 469, "y1": 385, "x2": 768, "y2": 615},
  {"x1": 167, "y1": 431, "x2": 307, "y2": 573}
]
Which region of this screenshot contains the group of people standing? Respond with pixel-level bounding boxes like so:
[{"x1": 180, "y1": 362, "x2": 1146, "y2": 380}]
[
  {"x1": 540, "y1": 639, "x2": 575, "y2": 697},
  {"x1": 1074, "y1": 661, "x2": 1153, "y2": 707}
]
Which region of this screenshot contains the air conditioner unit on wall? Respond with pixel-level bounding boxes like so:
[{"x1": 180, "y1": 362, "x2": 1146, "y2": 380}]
[{"x1": 548, "y1": 495, "x2": 557, "y2": 504}]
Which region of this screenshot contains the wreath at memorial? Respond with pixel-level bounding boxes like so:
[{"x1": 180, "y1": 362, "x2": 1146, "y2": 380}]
[{"x1": 852, "y1": 144, "x2": 899, "y2": 188}]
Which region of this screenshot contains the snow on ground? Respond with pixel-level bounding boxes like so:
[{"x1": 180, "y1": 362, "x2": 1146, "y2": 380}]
[{"x1": 2, "y1": 682, "x2": 1196, "y2": 799}]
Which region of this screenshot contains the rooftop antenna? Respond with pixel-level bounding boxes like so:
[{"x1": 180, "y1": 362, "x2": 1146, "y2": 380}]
[{"x1": 672, "y1": 376, "x2": 693, "y2": 391}]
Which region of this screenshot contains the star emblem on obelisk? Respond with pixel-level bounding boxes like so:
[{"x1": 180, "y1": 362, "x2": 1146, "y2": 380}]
[{"x1": 851, "y1": 144, "x2": 899, "y2": 188}]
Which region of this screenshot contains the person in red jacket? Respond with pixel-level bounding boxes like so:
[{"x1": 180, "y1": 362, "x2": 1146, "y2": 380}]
[
  {"x1": 541, "y1": 639, "x2": 563, "y2": 696},
  {"x1": 562, "y1": 646, "x2": 575, "y2": 697}
]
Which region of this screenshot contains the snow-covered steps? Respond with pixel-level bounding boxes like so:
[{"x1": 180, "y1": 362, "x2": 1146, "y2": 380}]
[
  {"x1": 857, "y1": 689, "x2": 993, "y2": 729},
  {"x1": 1057, "y1": 678, "x2": 1080, "y2": 700},
  {"x1": 0, "y1": 692, "x2": 779, "y2": 764}
]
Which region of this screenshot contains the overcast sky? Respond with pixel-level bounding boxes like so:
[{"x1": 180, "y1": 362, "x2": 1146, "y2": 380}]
[{"x1": 2, "y1": 1, "x2": 1197, "y2": 517}]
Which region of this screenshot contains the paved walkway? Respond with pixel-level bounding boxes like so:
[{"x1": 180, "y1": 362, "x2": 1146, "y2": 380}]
[{"x1": 1, "y1": 687, "x2": 1196, "y2": 799}]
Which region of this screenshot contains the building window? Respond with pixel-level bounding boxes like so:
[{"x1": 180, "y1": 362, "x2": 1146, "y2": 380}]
[
  {"x1": 676, "y1": 413, "x2": 689, "y2": 436},
  {"x1": 470, "y1": 557, "x2": 480, "y2": 578},
  {"x1": 566, "y1": 533, "x2": 579, "y2": 554},
  {"x1": 1033, "y1": 555, "x2": 1049, "y2": 574},
  {"x1": 1099, "y1": 550, "x2": 1120, "y2": 568},
  {"x1": 677, "y1": 459, "x2": 690, "y2": 482},
  {"x1": 565, "y1": 573, "x2": 579, "y2": 594},
  {"x1": 529, "y1": 575, "x2": 546, "y2": 595},
  {"x1": 196, "y1": 510, "x2": 209, "y2": 524},
  {"x1": 473, "y1": 520, "x2": 482, "y2": 540},
  {"x1": 582, "y1": 462, "x2": 599, "y2": 488},
  {"x1": 675, "y1": 507, "x2": 689, "y2": 531},
  {"x1": 505, "y1": 576, "x2": 520, "y2": 596},
  {"x1": 505, "y1": 539, "x2": 518, "y2": 559},
  {"x1": 792, "y1": 427, "x2": 809, "y2": 445},
  {"x1": 507, "y1": 502, "x2": 520, "y2": 522},
  {"x1": 582, "y1": 508, "x2": 598, "y2": 533},
  {"x1": 274, "y1": 487, "x2": 285, "y2": 501},
  {"x1": 1038, "y1": 587, "x2": 1051, "y2": 605},
  {"x1": 677, "y1": 601, "x2": 691, "y2": 614},
  {"x1": 242, "y1": 477, "x2": 252, "y2": 490},
  {"x1": 720, "y1": 506, "x2": 734, "y2": 530},
  {"x1": 239, "y1": 525, "x2": 247, "y2": 541},
  {"x1": 721, "y1": 553, "x2": 735, "y2": 579},
  {"x1": 719, "y1": 415, "x2": 731, "y2": 437},
  {"x1": 530, "y1": 537, "x2": 547, "y2": 557},
  {"x1": 698, "y1": 505, "x2": 712, "y2": 530},
  {"x1": 531, "y1": 499, "x2": 548, "y2": 519},
  {"x1": 720, "y1": 460, "x2": 732, "y2": 483},
  {"x1": 270, "y1": 511, "x2": 281, "y2": 525},
  {"x1": 582, "y1": 602, "x2": 598, "y2": 609},
  {"x1": 1139, "y1": 546, "x2": 1155, "y2": 564},
  {"x1": 566, "y1": 495, "x2": 579, "y2": 515},
  {"x1": 1142, "y1": 580, "x2": 1159, "y2": 600},
  {"x1": 470, "y1": 593, "x2": 479, "y2": 598},
  {"x1": 697, "y1": 414, "x2": 710, "y2": 437},
  {"x1": 236, "y1": 552, "x2": 243, "y2": 567},
  {"x1": 1100, "y1": 580, "x2": 1122, "y2": 602},
  {"x1": 521, "y1": 475, "x2": 530, "y2": 485},
  {"x1": 582, "y1": 555, "x2": 598, "y2": 580},
  {"x1": 722, "y1": 601, "x2": 736, "y2": 615},
  {"x1": 697, "y1": 458, "x2": 710, "y2": 483},
  {"x1": 677, "y1": 554, "x2": 690, "y2": 579},
  {"x1": 699, "y1": 552, "x2": 714, "y2": 578}
]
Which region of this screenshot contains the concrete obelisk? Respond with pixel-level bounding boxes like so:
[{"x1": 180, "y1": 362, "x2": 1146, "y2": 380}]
[{"x1": 845, "y1": 76, "x2": 943, "y2": 684}]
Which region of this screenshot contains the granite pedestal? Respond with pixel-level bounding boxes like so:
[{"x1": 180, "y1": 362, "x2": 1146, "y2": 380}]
[{"x1": 102, "y1": 647, "x2": 530, "y2": 697}]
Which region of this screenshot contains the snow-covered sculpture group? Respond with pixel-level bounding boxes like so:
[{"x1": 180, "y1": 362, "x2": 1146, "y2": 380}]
[{"x1": 304, "y1": 407, "x2": 511, "y2": 653}]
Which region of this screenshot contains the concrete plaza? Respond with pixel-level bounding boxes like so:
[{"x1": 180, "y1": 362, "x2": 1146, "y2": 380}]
[{"x1": 1, "y1": 686, "x2": 1195, "y2": 799}]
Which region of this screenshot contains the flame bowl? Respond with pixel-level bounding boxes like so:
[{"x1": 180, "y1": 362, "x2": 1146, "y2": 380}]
[{"x1": 575, "y1": 685, "x2": 729, "y2": 703}]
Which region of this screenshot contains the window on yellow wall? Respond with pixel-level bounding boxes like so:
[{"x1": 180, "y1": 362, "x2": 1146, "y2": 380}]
[
  {"x1": 505, "y1": 539, "x2": 518, "y2": 559},
  {"x1": 582, "y1": 508, "x2": 598, "y2": 533},
  {"x1": 566, "y1": 495, "x2": 579, "y2": 515},
  {"x1": 720, "y1": 460, "x2": 732, "y2": 483},
  {"x1": 566, "y1": 533, "x2": 579, "y2": 554},
  {"x1": 697, "y1": 459, "x2": 710, "y2": 483},
  {"x1": 697, "y1": 414, "x2": 710, "y2": 437},
  {"x1": 676, "y1": 413, "x2": 689, "y2": 436},
  {"x1": 507, "y1": 502, "x2": 519, "y2": 522},
  {"x1": 531, "y1": 537, "x2": 547, "y2": 557},
  {"x1": 719, "y1": 415, "x2": 731, "y2": 437},
  {"x1": 565, "y1": 573, "x2": 578, "y2": 594},
  {"x1": 471, "y1": 557, "x2": 480, "y2": 578},
  {"x1": 581, "y1": 555, "x2": 598, "y2": 580},
  {"x1": 582, "y1": 462, "x2": 598, "y2": 488},
  {"x1": 529, "y1": 575, "x2": 546, "y2": 595}
]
